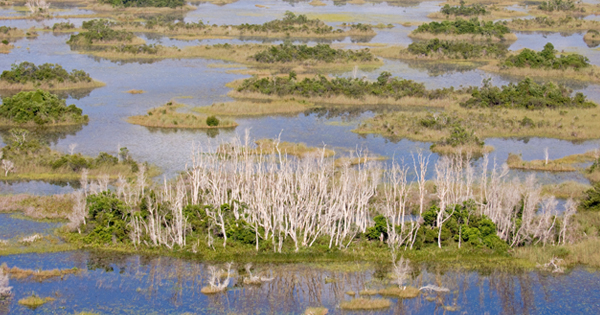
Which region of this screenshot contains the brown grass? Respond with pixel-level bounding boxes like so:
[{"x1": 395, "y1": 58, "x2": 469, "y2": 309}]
[
  {"x1": 340, "y1": 298, "x2": 391, "y2": 310},
  {"x1": 431, "y1": 144, "x2": 494, "y2": 155},
  {"x1": 127, "y1": 101, "x2": 237, "y2": 129},
  {"x1": 514, "y1": 237, "x2": 600, "y2": 268},
  {"x1": 18, "y1": 294, "x2": 55, "y2": 309},
  {"x1": 506, "y1": 150, "x2": 599, "y2": 172},
  {"x1": 541, "y1": 181, "x2": 590, "y2": 199},
  {"x1": 252, "y1": 139, "x2": 335, "y2": 158},
  {"x1": 480, "y1": 61, "x2": 600, "y2": 84},
  {"x1": 200, "y1": 286, "x2": 225, "y2": 294},
  {"x1": 0, "y1": 42, "x2": 14, "y2": 54},
  {"x1": 354, "y1": 102, "x2": 600, "y2": 141},
  {"x1": 304, "y1": 307, "x2": 328, "y2": 315},
  {"x1": 378, "y1": 286, "x2": 420, "y2": 298},
  {"x1": 507, "y1": 17, "x2": 600, "y2": 32},
  {"x1": 2, "y1": 265, "x2": 81, "y2": 282},
  {"x1": 584, "y1": 31, "x2": 600, "y2": 46},
  {"x1": 0, "y1": 194, "x2": 74, "y2": 220},
  {"x1": 81, "y1": 3, "x2": 196, "y2": 13},
  {"x1": 126, "y1": 89, "x2": 144, "y2": 94},
  {"x1": 0, "y1": 80, "x2": 105, "y2": 91},
  {"x1": 195, "y1": 99, "x2": 312, "y2": 116},
  {"x1": 408, "y1": 32, "x2": 517, "y2": 43},
  {"x1": 585, "y1": 169, "x2": 600, "y2": 183}
]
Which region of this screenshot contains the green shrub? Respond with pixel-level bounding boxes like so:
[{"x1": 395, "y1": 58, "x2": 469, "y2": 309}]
[
  {"x1": 1, "y1": 61, "x2": 93, "y2": 85},
  {"x1": 440, "y1": 1, "x2": 487, "y2": 16},
  {"x1": 236, "y1": 11, "x2": 372, "y2": 35},
  {"x1": 503, "y1": 43, "x2": 590, "y2": 70},
  {"x1": 407, "y1": 38, "x2": 508, "y2": 59},
  {"x1": 252, "y1": 41, "x2": 374, "y2": 63},
  {"x1": 52, "y1": 22, "x2": 75, "y2": 31},
  {"x1": 50, "y1": 154, "x2": 91, "y2": 171},
  {"x1": 0, "y1": 89, "x2": 88, "y2": 125},
  {"x1": 432, "y1": 124, "x2": 483, "y2": 149},
  {"x1": 365, "y1": 215, "x2": 388, "y2": 240},
  {"x1": 414, "y1": 18, "x2": 511, "y2": 38},
  {"x1": 580, "y1": 183, "x2": 600, "y2": 212},
  {"x1": 84, "y1": 191, "x2": 130, "y2": 244},
  {"x1": 462, "y1": 77, "x2": 596, "y2": 109},
  {"x1": 98, "y1": 0, "x2": 184, "y2": 8},
  {"x1": 0, "y1": 26, "x2": 15, "y2": 34},
  {"x1": 539, "y1": 0, "x2": 577, "y2": 12},
  {"x1": 206, "y1": 116, "x2": 219, "y2": 127},
  {"x1": 67, "y1": 20, "x2": 135, "y2": 45}
]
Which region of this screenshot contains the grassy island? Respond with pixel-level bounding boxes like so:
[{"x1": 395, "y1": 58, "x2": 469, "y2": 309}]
[
  {"x1": 67, "y1": 19, "x2": 145, "y2": 47},
  {"x1": 108, "y1": 12, "x2": 375, "y2": 40},
  {"x1": 0, "y1": 62, "x2": 104, "y2": 91},
  {"x1": 584, "y1": 30, "x2": 600, "y2": 47},
  {"x1": 507, "y1": 16, "x2": 600, "y2": 32},
  {"x1": 427, "y1": 1, "x2": 526, "y2": 20},
  {"x1": 0, "y1": 128, "x2": 158, "y2": 181},
  {"x1": 372, "y1": 39, "x2": 508, "y2": 61},
  {"x1": 0, "y1": 89, "x2": 88, "y2": 127},
  {"x1": 195, "y1": 99, "x2": 315, "y2": 117},
  {"x1": 506, "y1": 150, "x2": 599, "y2": 172},
  {"x1": 0, "y1": 25, "x2": 36, "y2": 40},
  {"x1": 81, "y1": 0, "x2": 195, "y2": 14},
  {"x1": 527, "y1": 0, "x2": 600, "y2": 18},
  {"x1": 480, "y1": 43, "x2": 600, "y2": 83},
  {"x1": 354, "y1": 78, "x2": 599, "y2": 142},
  {"x1": 409, "y1": 18, "x2": 516, "y2": 42},
  {"x1": 229, "y1": 71, "x2": 458, "y2": 107},
  {"x1": 127, "y1": 100, "x2": 238, "y2": 129}
]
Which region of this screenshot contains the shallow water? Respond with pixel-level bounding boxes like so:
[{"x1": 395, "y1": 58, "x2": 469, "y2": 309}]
[
  {"x1": 1, "y1": 251, "x2": 600, "y2": 314},
  {"x1": 0, "y1": 213, "x2": 62, "y2": 239}
]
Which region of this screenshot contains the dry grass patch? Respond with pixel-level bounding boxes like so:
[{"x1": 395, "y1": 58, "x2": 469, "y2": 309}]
[
  {"x1": 304, "y1": 307, "x2": 328, "y2": 315},
  {"x1": 378, "y1": 286, "x2": 420, "y2": 298},
  {"x1": 0, "y1": 194, "x2": 74, "y2": 220},
  {"x1": 334, "y1": 156, "x2": 386, "y2": 167},
  {"x1": 127, "y1": 101, "x2": 237, "y2": 129},
  {"x1": 2, "y1": 265, "x2": 81, "y2": 282},
  {"x1": 18, "y1": 294, "x2": 55, "y2": 309},
  {"x1": 506, "y1": 150, "x2": 599, "y2": 172},
  {"x1": 252, "y1": 139, "x2": 335, "y2": 158},
  {"x1": 0, "y1": 42, "x2": 14, "y2": 54},
  {"x1": 195, "y1": 99, "x2": 313, "y2": 116},
  {"x1": 371, "y1": 45, "x2": 495, "y2": 63},
  {"x1": 507, "y1": 17, "x2": 600, "y2": 32},
  {"x1": 408, "y1": 32, "x2": 517, "y2": 43},
  {"x1": 542, "y1": 181, "x2": 590, "y2": 199},
  {"x1": 309, "y1": 0, "x2": 326, "y2": 6},
  {"x1": 480, "y1": 61, "x2": 600, "y2": 84},
  {"x1": 126, "y1": 89, "x2": 144, "y2": 94},
  {"x1": 340, "y1": 297, "x2": 391, "y2": 310},
  {"x1": 427, "y1": 6, "x2": 526, "y2": 20},
  {"x1": 431, "y1": 144, "x2": 494, "y2": 155}
]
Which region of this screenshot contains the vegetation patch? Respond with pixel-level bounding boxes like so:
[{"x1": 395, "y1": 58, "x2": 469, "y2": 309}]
[
  {"x1": 0, "y1": 128, "x2": 157, "y2": 181},
  {"x1": 0, "y1": 62, "x2": 104, "y2": 91},
  {"x1": 340, "y1": 298, "x2": 391, "y2": 310},
  {"x1": 410, "y1": 18, "x2": 516, "y2": 42},
  {"x1": 1, "y1": 265, "x2": 81, "y2": 282},
  {"x1": 585, "y1": 157, "x2": 600, "y2": 183},
  {"x1": 127, "y1": 100, "x2": 238, "y2": 129},
  {"x1": 507, "y1": 16, "x2": 600, "y2": 32},
  {"x1": 195, "y1": 99, "x2": 313, "y2": 116},
  {"x1": 378, "y1": 286, "x2": 420, "y2": 298},
  {"x1": 126, "y1": 89, "x2": 144, "y2": 94},
  {"x1": 304, "y1": 307, "x2": 328, "y2": 315},
  {"x1": 18, "y1": 294, "x2": 55, "y2": 309},
  {"x1": 98, "y1": 0, "x2": 185, "y2": 8},
  {"x1": 252, "y1": 41, "x2": 376, "y2": 63},
  {"x1": 252, "y1": 139, "x2": 335, "y2": 158},
  {"x1": 506, "y1": 149, "x2": 599, "y2": 172},
  {"x1": 430, "y1": 124, "x2": 491, "y2": 155},
  {"x1": 380, "y1": 39, "x2": 508, "y2": 60},
  {"x1": 67, "y1": 19, "x2": 145, "y2": 47},
  {"x1": 0, "y1": 194, "x2": 74, "y2": 220},
  {"x1": 0, "y1": 89, "x2": 88, "y2": 127},
  {"x1": 542, "y1": 181, "x2": 590, "y2": 199}
]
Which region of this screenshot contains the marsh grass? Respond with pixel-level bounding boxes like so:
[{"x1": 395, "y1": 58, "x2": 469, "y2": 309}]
[
  {"x1": 371, "y1": 45, "x2": 496, "y2": 62},
  {"x1": 0, "y1": 194, "x2": 74, "y2": 220},
  {"x1": 430, "y1": 144, "x2": 494, "y2": 155},
  {"x1": 18, "y1": 294, "x2": 55, "y2": 309},
  {"x1": 408, "y1": 32, "x2": 517, "y2": 43},
  {"x1": 304, "y1": 307, "x2": 328, "y2": 315},
  {"x1": 507, "y1": 16, "x2": 600, "y2": 32},
  {"x1": 253, "y1": 139, "x2": 335, "y2": 158},
  {"x1": 584, "y1": 30, "x2": 600, "y2": 47},
  {"x1": 378, "y1": 286, "x2": 420, "y2": 298},
  {"x1": 340, "y1": 297, "x2": 391, "y2": 310},
  {"x1": 427, "y1": 6, "x2": 526, "y2": 21},
  {"x1": 506, "y1": 150, "x2": 599, "y2": 172},
  {"x1": 0, "y1": 80, "x2": 106, "y2": 92},
  {"x1": 2, "y1": 265, "x2": 81, "y2": 282},
  {"x1": 480, "y1": 61, "x2": 600, "y2": 83},
  {"x1": 127, "y1": 101, "x2": 238, "y2": 129},
  {"x1": 354, "y1": 103, "x2": 600, "y2": 141},
  {"x1": 541, "y1": 181, "x2": 590, "y2": 199},
  {"x1": 195, "y1": 99, "x2": 313, "y2": 116},
  {"x1": 0, "y1": 42, "x2": 14, "y2": 54}
]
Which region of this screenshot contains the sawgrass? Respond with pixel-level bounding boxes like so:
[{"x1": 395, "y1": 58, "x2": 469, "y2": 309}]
[
  {"x1": 252, "y1": 139, "x2": 336, "y2": 158},
  {"x1": 427, "y1": 6, "x2": 526, "y2": 20},
  {"x1": 371, "y1": 45, "x2": 497, "y2": 62},
  {"x1": 2, "y1": 265, "x2": 81, "y2": 282}
]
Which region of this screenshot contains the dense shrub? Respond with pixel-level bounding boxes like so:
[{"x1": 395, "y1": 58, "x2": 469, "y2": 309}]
[
  {"x1": 98, "y1": 0, "x2": 184, "y2": 8},
  {"x1": 538, "y1": 0, "x2": 578, "y2": 12},
  {"x1": 236, "y1": 11, "x2": 372, "y2": 35},
  {"x1": 52, "y1": 22, "x2": 75, "y2": 31},
  {"x1": 252, "y1": 42, "x2": 374, "y2": 63},
  {"x1": 1, "y1": 62, "x2": 93, "y2": 85},
  {"x1": 237, "y1": 71, "x2": 455, "y2": 100},
  {"x1": 206, "y1": 116, "x2": 219, "y2": 127},
  {"x1": 0, "y1": 89, "x2": 88, "y2": 125},
  {"x1": 434, "y1": 124, "x2": 484, "y2": 148},
  {"x1": 440, "y1": 1, "x2": 487, "y2": 16},
  {"x1": 112, "y1": 43, "x2": 160, "y2": 54},
  {"x1": 0, "y1": 26, "x2": 16, "y2": 34},
  {"x1": 462, "y1": 77, "x2": 596, "y2": 109},
  {"x1": 67, "y1": 19, "x2": 135, "y2": 45},
  {"x1": 84, "y1": 191, "x2": 130, "y2": 244},
  {"x1": 504, "y1": 43, "x2": 590, "y2": 70},
  {"x1": 407, "y1": 38, "x2": 508, "y2": 59},
  {"x1": 414, "y1": 18, "x2": 511, "y2": 37},
  {"x1": 580, "y1": 183, "x2": 600, "y2": 212},
  {"x1": 144, "y1": 18, "x2": 206, "y2": 30}
]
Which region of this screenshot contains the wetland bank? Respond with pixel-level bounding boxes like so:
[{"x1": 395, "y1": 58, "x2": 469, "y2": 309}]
[{"x1": 2, "y1": 0, "x2": 600, "y2": 313}]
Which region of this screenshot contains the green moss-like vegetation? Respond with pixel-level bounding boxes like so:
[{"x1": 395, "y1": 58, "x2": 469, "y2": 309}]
[
  {"x1": 252, "y1": 42, "x2": 375, "y2": 63},
  {"x1": 440, "y1": 1, "x2": 487, "y2": 16},
  {"x1": 236, "y1": 71, "x2": 455, "y2": 100},
  {"x1": 462, "y1": 78, "x2": 596, "y2": 109},
  {"x1": 67, "y1": 20, "x2": 139, "y2": 46},
  {"x1": 98, "y1": 0, "x2": 185, "y2": 8},
  {"x1": 503, "y1": 43, "x2": 590, "y2": 70},
  {"x1": 0, "y1": 90, "x2": 88, "y2": 127},
  {"x1": 0, "y1": 62, "x2": 94, "y2": 88},
  {"x1": 407, "y1": 39, "x2": 507, "y2": 59},
  {"x1": 413, "y1": 18, "x2": 511, "y2": 38}
]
